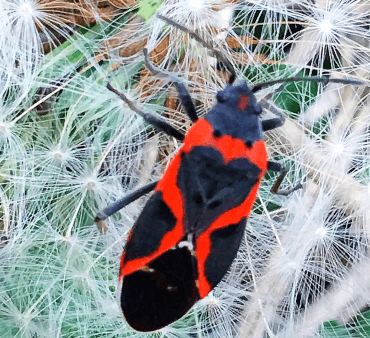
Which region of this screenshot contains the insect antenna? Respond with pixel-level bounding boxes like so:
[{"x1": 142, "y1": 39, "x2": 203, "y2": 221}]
[
  {"x1": 143, "y1": 48, "x2": 181, "y2": 83},
  {"x1": 157, "y1": 14, "x2": 236, "y2": 85},
  {"x1": 252, "y1": 77, "x2": 363, "y2": 92}
]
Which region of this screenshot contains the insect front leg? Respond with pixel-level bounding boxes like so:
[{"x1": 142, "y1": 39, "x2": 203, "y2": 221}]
[
  {"x1": 173, "y1": 82, "x2": 198, "y2": 122},
  {"x1": 143, "y1": 49, "x2": 198, "y2": 123},
  {"x1": 267, "y1": 161, "x2": 302, "y2": 196},
  {"x1": 260, "y1": 100, "x2": 286, "y2": 132},
  {"x1": 106, "y1": 83, "x2": 185, "y2": 141},
  {"x1": 95, "y1": 181, "x2": 158, "y2": 233},
  {"x1": 262, "y1": 118, "x2": 284, "y2": 132}
]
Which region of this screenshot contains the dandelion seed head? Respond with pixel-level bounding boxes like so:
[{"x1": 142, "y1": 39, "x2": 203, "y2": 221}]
[
  {"x1": 20, "y1": 3, "x2": 34, "y2": 15},
  {"x1": 14, "y1": 0, "x2": 41, "y2": 23},
  {"x1": 53, "y1": 151, "x2": 63, "y2": 161},
  {"x1": 205, "y1": 292, "x2": 219, "y2": 306},
  {"x1": 48, "y1": 148, "x2": 72, "y2": 165},
  {"x1": 0, "y1": 123, "x2": 8, "y2": 134},
  {"x1": 315, "y1": 226, "x2": 328, "y2": 239},
  {"x1": 0, "y1": 122, "x2": 13, "y2": 138},
  {"x1": 72, "y1": 168, "x2": 101, "y2": 193},
  {"x1": 188, "y1": 0, "x2": 204, "y2": 10},
  {"x1": 82, "y1": 176, "x2": 98, "y2": 192},
  {"x1": 53, "y1": 150, "x2": 66, "y2": 160},
  {"x1": 319, "y1": 19, "x2": 333, "y2": 35},
  {"x1": 331, "y1": 142, "x2": 344, "y2": 156},
  {"x1": 86, "y1": 181, "x2": 96, "y2": 191}
]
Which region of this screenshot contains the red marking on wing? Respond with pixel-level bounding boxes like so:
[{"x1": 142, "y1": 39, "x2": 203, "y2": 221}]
[
  {"x1": 122, "y1": 217, "x2": 185, "y2": 276},
  {"x1": 118, "y1": 229, "x2": 134, "y2": 281},
  {"x1": 237, "y1": 94, "x2": 249, "y2": 110},
  {"x1": 119, "y1": 252, "x2": 126, "y2": 282},
  {"x1": 196, "y1": 179, "x2": 262, "y2": 298},
  {"x1": 121, "y1": 151, "x2": 185, "y2": 277}
]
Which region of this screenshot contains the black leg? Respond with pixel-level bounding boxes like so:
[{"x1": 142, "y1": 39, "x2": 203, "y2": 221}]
[
  {"x1": 173, "y1": 82, "x2": 198, "y2": 122},
  {"x1": 262, "y1": 118, "x2": 284, "y2": 132},
  {"x1": 107, "y1": 83, "x2": 185, "y2": 141},
  {"x1": 267, "y1": 161, "x2": 302, "y2": 196},
  {"x1": 95, "y1": 181, "x2": 158, "y2": 232},
  {"x1": 260, "y1": 100, "x2": 286, "y2": 126},
  {"x1": 143, "y1": 49, "x2": 198, "y2": 122}
]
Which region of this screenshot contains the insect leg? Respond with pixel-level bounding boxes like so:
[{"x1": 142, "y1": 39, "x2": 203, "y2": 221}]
[
  {"x1": 173, "y1": 83, "x2": 198, "y2": 122},
  {"x1": 143, "y1": 49, "x2": 198, "y2": 122},
  {"x1": 95, "y1": 181, "x2": 158, "y2": 231},
  {"x1": 262, "y1": 118, "x2": 284, "y2": 132},
  {"x1": 107, "y1": 83, "x2": 185, "y2": 141},
  {"x1": 267, "y1": 161, "x2": 302, "y2": 196},
  {"x1": 260, "y1": 96, "x2": 286, "y2": 119}
]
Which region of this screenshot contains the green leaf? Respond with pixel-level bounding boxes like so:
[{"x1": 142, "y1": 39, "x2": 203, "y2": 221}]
[{"x1": 138, "y1": 0, "x2": 162, "y2": 21}]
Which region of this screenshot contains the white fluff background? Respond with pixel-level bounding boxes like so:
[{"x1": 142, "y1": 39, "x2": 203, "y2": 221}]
[{"x1": 0, "y1": 0, "x2": 369, "y2": 337}]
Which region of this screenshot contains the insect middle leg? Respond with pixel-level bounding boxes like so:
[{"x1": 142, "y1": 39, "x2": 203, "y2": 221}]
[{"x1": 267, "y1": 161, "x2": 302, "y2": 196}]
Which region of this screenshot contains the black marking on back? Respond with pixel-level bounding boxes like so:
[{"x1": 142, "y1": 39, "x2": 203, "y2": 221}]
[
  {"x1": 177, "y1": 146, "x2": 260, "y2": 235},
  {"x1": 121, "y1": 247, "x2": 199, "y2": 332},
  {"x1": 205, "y1": 217, "x2": 247, "y2": 289},
  {"x1": 124, "y1": 191, "x2": 177, "y2": 262}
]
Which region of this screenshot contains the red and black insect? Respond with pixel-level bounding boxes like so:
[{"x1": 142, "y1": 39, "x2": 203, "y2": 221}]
[{"x1": 95, "y1": 15, "x2": 361, "y2": 332}]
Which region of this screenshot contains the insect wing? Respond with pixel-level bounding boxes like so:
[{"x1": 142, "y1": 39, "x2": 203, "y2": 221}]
[
  {"x1": 177, "y1": 146, "x2": 262, "y2": 298},
  {"x1": 119, "y1": 246, "x2": 199, "y2": 332},
  {"x1": 119, "y1": 190, "x2": 199, "y2": 331},
  {"x1": 120, "y1": 191, "x2": 178, "y2": 276}
]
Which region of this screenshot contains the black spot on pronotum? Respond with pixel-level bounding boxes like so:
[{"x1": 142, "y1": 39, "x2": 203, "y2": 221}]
[{"x1": 213, "y1": 129, "x2": 222, "y2": 138}]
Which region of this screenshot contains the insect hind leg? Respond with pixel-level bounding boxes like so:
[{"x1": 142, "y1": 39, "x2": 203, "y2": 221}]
[
  {"x1": 267, "y1": 161, "x2": 302, "y2": 196},
  {"x1": 95, "y1": 181, "x2": 158, "y2": 232}
]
